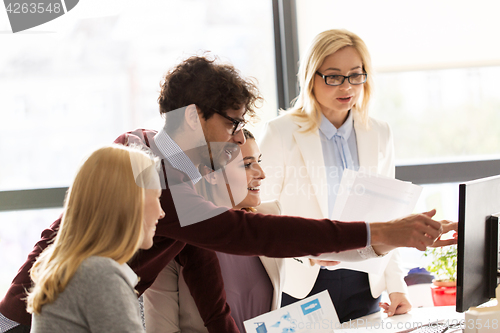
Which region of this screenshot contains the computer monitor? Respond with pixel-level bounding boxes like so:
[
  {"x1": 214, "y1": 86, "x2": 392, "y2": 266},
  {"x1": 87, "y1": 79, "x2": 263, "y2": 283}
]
[{"x1": 456, "y1": 174, "x2": 500, "y2": 312}]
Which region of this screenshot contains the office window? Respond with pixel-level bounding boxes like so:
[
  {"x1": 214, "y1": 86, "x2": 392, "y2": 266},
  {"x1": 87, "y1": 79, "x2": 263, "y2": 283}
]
[
  {"x1": 0, "y1": 0, "x2": 277, "y2": 191},
  {"x1": 0, "y1": 209, "x2": 62, "y2": 296},
  {"x1": 371, "y1": 67, "x2": 500, "y2": 163},
  {"x1": 0, "y1": 0, "x2": 277, "y2": 299},
  {"x1": 295, "y1": 0, "x2": 500, "y2": 164}
]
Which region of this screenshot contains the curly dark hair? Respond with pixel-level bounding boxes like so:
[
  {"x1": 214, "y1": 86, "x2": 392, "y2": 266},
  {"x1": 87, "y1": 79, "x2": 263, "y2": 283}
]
[{"x1": 158, "y1": 55, "x2": 262, "y2": 133}]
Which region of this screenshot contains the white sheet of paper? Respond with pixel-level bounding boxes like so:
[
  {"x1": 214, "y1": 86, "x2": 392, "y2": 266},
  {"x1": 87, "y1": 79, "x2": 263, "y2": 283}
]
[
  {"x1": 243, "y1": 290, "x2": 339, "y2": 333},
  {"x1": 326, "y1": 170, "x2": 422, "y2": 275}
]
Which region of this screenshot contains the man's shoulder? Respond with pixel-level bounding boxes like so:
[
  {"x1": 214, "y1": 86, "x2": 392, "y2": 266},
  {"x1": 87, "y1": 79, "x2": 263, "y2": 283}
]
[
  {"x1": 113, "y1": 129, "x2": 194, "y2": 190},
  {"x1": 114, "y1": 128, "x2": 159, "y2": 146}
]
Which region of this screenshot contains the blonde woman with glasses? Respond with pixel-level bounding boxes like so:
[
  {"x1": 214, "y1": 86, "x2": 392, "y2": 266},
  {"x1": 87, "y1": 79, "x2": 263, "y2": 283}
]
[
  {"x1": 27, "y1": 145, "x2": 165, "y2": 333},
  {"x1": 260, "y1": 29, "x2": 412, "y2": 322}
]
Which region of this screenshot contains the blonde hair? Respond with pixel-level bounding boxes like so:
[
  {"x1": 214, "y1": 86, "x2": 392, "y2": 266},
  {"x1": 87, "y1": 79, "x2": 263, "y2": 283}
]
[
  {"x1": 290, "y1": 29, "x2": 374, "y2": 132},
  {"x1": 27, "y1": 145, "x2": 158, "y2": 314}
]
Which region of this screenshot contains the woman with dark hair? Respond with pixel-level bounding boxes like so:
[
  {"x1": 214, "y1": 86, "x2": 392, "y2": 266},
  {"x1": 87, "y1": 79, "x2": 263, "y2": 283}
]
[{"x1": 144, "y1": 129, "x2": 285, "y2": 333}]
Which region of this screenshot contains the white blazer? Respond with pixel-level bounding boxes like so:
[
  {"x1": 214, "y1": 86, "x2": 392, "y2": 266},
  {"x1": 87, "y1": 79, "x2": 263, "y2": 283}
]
[
  {"x1": 143, "y1": 200, "x2": 284, "y2": 333},
  {"x1": 258, "y1": 112, "x2": 407, "y2": 300}
]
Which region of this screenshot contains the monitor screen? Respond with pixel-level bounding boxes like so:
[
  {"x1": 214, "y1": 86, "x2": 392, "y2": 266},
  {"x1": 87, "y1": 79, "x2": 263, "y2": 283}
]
[{"x1": 456, "y1": 174, "x2": 500, "y2": 312}]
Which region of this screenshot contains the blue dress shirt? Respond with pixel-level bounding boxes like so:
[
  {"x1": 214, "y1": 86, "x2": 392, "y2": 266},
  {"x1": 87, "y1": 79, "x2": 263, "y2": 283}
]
[
  {"x1": 318, "y1": 111, "x2": 360, "y2": 218},
  {"x1": 318, "y1": 111, "x2": 371, "y2": 246}
]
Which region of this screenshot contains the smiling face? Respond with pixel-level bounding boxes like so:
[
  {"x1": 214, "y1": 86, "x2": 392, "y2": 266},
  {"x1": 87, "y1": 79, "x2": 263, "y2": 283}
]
[
  {"x1": 234, "y1": 138, "x2": 265, "y2": 209},
  {"x1": 199, "y1": 106, "x2": 246, "y2": 169},
  {"x1": 140, "y1": 188, "x2": 164, "y2": 250},
  {"x1": 313, "y1": 46, "x2": 365, "y2": 128}
]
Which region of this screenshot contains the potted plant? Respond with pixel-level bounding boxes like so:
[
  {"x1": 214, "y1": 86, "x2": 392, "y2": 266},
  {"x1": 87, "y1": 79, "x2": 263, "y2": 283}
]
[{"x1": 424, "y1": 245, "x2": 457, "y2": 306}]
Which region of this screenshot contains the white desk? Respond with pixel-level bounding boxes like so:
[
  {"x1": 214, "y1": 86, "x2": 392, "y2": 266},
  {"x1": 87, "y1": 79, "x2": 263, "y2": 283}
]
[{"x1": 333, "y1": 306, "x2": 464, "y2": 332}]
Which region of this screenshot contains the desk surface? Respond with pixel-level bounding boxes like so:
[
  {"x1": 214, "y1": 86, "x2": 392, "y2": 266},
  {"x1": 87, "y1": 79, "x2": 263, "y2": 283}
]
[{"x1": 334, "y1": 306, "x2": 464, "y2": 332}]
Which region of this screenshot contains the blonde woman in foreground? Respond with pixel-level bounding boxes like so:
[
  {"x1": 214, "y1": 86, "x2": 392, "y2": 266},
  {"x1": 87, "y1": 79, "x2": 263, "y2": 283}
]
[{"x1": 27, "y1": 145, "x2": 164, "y2": 333}]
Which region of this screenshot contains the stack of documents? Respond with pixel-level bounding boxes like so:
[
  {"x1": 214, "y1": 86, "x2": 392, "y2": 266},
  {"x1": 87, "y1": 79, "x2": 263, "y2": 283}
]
[
  {"x1": 244, "y1": 290, "x2": 338, "y2": 333},
  {"x1": 326, "y1": 170, "x2": 422, "y2": 274}
]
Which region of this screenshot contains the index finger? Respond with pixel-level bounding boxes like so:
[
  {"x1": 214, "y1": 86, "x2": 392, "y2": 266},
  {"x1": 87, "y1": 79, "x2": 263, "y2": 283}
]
[
  {"x1": 318, "y1": 260, "x2": 340, "y2": 267},
  {"x1": 431, "y1": 238, "x2": 458, "y2": 248},
  {"x1": 441, "y1": 221, "x2": 458, "y2": 234},
  {"x1": 421, "y1": 215, "x2": 443, "y2": 232}
]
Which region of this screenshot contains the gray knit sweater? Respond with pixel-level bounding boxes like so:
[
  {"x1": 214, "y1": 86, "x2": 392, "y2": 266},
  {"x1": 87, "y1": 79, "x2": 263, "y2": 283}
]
[{"x1": 31, "y1": 256, "x2": 144, "y2": 333}]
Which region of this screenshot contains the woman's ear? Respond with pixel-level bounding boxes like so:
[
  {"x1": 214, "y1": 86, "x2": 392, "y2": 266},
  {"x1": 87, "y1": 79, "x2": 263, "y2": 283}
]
[{"x1": 184, "y1": 104, "x2": 200, "y2": 131}]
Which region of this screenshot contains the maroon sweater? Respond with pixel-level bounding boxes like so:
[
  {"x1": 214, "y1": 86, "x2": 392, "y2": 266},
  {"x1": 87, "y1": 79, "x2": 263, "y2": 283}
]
[{"x1": 0, "y1": 129, "x2": 368, "y2": 332}]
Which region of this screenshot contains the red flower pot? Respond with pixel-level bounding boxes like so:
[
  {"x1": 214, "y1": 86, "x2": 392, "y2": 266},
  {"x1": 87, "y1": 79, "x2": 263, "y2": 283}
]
[{"x1": 431, "y1": 285, "x2": 456, "y2": 306}]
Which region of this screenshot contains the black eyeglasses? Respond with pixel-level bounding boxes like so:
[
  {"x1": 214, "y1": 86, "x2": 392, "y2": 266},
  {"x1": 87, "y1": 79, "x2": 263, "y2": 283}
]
[
  {"x1": 212, "y1": 109, "x2": 246, "y2": 135},
  {"x1": 316, "y1": 71, "x2": 368, "y2": 86}
]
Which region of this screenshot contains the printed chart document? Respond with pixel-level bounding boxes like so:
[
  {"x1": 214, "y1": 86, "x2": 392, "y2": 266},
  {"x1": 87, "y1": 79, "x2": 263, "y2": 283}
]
[
  {"x1": 322, "y1": 170, "x2": 422, "y2": 275},
  {"x1": 243, "y1": 290, "x2": 339, "y2": 333}
]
